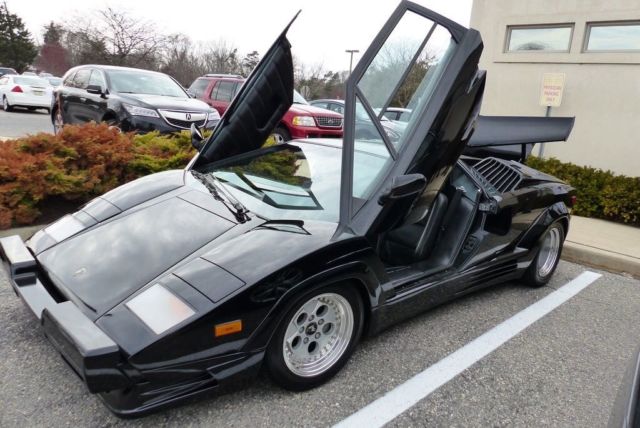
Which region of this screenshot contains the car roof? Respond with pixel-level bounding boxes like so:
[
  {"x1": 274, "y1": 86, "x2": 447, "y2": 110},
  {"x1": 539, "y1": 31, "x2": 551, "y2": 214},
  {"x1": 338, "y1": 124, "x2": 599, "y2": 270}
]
[{"x1": 69, "y1": 64, "x2": 169, "y2": 76}]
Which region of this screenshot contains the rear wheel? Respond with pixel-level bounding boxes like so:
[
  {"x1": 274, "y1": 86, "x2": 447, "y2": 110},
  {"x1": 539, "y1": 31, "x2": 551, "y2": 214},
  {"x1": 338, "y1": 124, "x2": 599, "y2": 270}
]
[
  {"x1": 2, "y1": 96, "x2": 12, "y2": 112},
  {"x1": 266, "y1": 284, "x2": 364, "y2": 391},
  {"x1": 523, "y1": 222, "x2": 565, "y2": 287},
  {"x1": 271, "y1": 126, "x2": 291, "y2": 144}
]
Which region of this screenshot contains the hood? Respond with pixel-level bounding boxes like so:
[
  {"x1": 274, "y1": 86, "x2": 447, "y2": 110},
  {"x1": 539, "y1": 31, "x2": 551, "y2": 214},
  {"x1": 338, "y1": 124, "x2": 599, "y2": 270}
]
[
  {"x1": 36, "y1": 193, "x2": 237, "y2": 318},
  {"x1": 195, "y1": 13, "x2": 299, "y2": 165},
  {"x1": 119, "y1": 93, "x2": 211, "y2": 112},
  {"x1": 289, "y1": 103, "x2": 342, "y2": 117}
]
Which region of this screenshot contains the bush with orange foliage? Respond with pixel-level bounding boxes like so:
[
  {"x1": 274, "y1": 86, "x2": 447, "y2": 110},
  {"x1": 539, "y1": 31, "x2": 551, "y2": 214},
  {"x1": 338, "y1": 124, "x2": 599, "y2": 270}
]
[{"x1": 0, "y1": 123, "x2": 196, "y2": 229}]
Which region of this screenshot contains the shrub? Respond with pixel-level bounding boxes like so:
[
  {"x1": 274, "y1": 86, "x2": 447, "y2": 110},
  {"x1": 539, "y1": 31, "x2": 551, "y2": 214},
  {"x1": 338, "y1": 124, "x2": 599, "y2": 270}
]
[
  {"x1": 526, "y1": 156, "x2": 640, "y2": 226},
  {"x1": 0, "y1": 123, "x2": 197, "y2": 229},
  {"x1": 0, "y1": 124, "x2": 277, "y2": 229}
]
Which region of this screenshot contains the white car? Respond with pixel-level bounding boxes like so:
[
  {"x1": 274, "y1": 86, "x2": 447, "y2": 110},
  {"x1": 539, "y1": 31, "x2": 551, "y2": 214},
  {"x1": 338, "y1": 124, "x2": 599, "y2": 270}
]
[{"x1": 0, "y1": 75, "x2": 53, "y2": 113}]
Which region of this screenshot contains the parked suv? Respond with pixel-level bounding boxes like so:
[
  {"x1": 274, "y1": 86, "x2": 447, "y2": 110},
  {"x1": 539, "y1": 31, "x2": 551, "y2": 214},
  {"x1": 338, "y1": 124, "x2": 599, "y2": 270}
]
[
  {"x1": 52, "y1": 65, "x2": 220, "y2": 134},
  {"x1": 189, "y1": 74, "x2": 343, "y2": 142}
]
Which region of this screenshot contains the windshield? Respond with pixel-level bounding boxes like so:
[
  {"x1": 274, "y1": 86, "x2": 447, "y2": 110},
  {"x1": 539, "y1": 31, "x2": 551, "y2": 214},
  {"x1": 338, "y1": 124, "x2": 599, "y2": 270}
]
[
  {"x1": 198, "y1": 141, "x2": 390, "y2": 222},
  {"x1": 13, "y1": 76, "x2": 48, "y2": 86},
  {"x1": 107, "y1": 70, "x2": 187, "y2": 97},
  {"x1": 293, "y1": 89, "x2": 309, "y2": 105}
]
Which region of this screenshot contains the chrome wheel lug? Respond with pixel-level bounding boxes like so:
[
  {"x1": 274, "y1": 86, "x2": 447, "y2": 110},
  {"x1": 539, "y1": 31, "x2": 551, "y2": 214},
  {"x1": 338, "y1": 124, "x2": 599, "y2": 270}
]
[
  {"x1": 315, "y1": 332, "x2": 321, "y2": 339},
  {"x1": 303, "y1": 337, "x2": 309, "y2": 344},
  {"x1": 309, "y1": 315, "x2": 315, "y2": 321},
  {"x1": 299, "y1": 327, "x2": 304, "y2": 333},
  {"x1": 318, "y1": 319, "x2": 324, "y2": 325}
]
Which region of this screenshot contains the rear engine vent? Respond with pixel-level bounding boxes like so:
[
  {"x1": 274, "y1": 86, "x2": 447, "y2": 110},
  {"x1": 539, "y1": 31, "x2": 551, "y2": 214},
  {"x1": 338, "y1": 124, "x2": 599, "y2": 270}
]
[{"x1": 473, "y1": 157, "x2": 522, "y2": 193}]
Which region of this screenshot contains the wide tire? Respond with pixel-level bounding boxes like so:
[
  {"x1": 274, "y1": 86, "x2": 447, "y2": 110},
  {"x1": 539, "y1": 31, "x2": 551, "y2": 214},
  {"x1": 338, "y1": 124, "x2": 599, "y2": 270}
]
[
  {"x1": 523, "y1": 222, "x2": 565, "y2": 287},
  {"x1": 265, "y1": 284, "x2": 364, "y2": 391},
  {"x1": 271, "y1": 126, "x2": 291, "y2": 144}
]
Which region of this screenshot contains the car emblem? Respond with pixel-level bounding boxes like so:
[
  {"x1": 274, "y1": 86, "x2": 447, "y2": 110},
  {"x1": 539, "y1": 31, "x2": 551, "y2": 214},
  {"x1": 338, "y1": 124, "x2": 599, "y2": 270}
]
[{"x1": 186, "y1": 113, "x2": 192, "y2": 121}]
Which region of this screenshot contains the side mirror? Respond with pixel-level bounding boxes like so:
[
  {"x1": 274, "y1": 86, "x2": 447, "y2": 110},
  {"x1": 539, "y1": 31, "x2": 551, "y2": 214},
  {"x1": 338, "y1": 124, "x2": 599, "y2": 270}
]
[
  {"x1": 190, "y1": 123, "x2": 205, "y2": 151},
  {"x1": 379, "y1": 173, "x2": 426, "y2": 205},
  {"x1": 86, "y1": 84, "x2": 104, "y2": 95}
]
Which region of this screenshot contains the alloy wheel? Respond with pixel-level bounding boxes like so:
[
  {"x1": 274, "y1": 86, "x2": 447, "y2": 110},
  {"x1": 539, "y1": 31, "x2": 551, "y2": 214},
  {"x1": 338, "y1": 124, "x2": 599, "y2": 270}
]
[
  {"x1": 537, "y1": 227, "x2": 561, "y2": 277},
  {"x1": 282, "y1": 293, "x2": 354, "y2": 377}
]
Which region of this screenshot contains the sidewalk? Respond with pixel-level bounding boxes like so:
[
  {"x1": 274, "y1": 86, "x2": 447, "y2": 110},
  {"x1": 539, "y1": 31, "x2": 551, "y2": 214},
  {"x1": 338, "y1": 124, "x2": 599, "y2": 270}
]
[{"x1": 563, "y1": 216, "x2": 640, "y2": 278}]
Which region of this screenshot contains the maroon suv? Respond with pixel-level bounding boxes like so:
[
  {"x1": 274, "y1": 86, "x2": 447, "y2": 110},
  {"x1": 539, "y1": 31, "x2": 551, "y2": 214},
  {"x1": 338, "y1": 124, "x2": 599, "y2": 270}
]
[{"x1": 189, "y1": 74, "x2": 343, "y2": 142}]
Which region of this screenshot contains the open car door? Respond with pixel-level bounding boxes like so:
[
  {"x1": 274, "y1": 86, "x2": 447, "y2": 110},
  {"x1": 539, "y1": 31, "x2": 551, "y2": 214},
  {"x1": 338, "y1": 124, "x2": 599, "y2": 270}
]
[
  {"x1": 194, "y1": 13, "x2": 298, "y2": 166},
  {"x1": 338, "y1": 0, "x2": 486, "y2": 238}
]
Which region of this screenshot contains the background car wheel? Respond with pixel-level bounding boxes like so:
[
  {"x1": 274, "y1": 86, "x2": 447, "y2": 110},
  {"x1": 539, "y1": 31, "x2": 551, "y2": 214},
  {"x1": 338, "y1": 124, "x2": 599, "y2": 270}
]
[
  {"x1": 2, "y1": 96, "x2": 13, "y2": 112},
  {"x1": 266, "y1": 284, "x2": 364, "y2": 391},
  {"x1": 523, "y1": 222, "x2": 565, "y2": 287},
  {"x1": 52, "y1": 108, "x2": 64, "y2": 134},
  {"x1": 271, "y1": 126, "x2": 291, "y2": 144}
]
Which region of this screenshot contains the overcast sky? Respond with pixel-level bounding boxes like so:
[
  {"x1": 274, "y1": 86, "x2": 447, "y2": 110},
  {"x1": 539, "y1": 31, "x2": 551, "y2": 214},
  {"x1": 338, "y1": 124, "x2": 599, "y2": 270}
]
[{"x1": 6, "y1": 0, "x2": 472, "y2": 71}]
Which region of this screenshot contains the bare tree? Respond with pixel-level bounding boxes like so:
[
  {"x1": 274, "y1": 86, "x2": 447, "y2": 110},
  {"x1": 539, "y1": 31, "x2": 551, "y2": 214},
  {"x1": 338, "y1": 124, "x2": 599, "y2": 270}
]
[{"x1": 199, "y1": 39, "x2": 242, "y2": 75}]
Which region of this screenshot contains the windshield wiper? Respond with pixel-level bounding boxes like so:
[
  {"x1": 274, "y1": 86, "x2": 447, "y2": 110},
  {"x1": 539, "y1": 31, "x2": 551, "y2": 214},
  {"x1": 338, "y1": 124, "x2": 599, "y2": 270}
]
[{"x1": 191, "y1": 171, "x2": 250, "y2": 223}]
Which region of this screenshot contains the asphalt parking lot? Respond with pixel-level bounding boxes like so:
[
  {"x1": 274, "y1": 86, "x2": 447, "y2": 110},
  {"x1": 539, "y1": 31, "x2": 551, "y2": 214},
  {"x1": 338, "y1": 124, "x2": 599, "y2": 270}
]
[
  {"x1": 0, "y1": 108, "x2": 52, "y2": 138},
  {"x1": 1, "y1": 260, "x2": 639, "y2": 427}
]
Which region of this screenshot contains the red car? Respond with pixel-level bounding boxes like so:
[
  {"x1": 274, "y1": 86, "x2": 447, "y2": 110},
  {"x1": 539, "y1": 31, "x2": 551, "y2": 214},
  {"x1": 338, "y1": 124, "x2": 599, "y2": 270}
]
[{"x1": 189, "y1": 74, "x2": 343, "y2": 142}]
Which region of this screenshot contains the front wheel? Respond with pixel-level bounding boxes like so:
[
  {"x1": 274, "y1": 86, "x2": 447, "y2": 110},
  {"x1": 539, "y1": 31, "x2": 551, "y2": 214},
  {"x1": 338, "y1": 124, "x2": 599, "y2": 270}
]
[
  {"x1": 271, "y1": 126, "x2": 291, "y2": 144},
  {"x1": 52, "y1": 107, "x2": 64, "y2": 134},
  {"x1": 265, "y1": 284, "x2": 364, "y2": 391},
  {"x1": 523, "y1": 222, "x2": 565, "y2": 287}
]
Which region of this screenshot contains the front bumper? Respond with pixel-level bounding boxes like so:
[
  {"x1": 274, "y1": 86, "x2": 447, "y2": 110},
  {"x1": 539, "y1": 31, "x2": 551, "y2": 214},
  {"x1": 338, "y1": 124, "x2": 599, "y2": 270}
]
[
  {"x1": 121, "y1": 115, "x2": 219, "y2": 134},
  {"x1": 0, "y1": 235, "x2": 129, "y2": 393},
  {"x1": 289, "y1": 124, "x2": 343, "y2": 139}
]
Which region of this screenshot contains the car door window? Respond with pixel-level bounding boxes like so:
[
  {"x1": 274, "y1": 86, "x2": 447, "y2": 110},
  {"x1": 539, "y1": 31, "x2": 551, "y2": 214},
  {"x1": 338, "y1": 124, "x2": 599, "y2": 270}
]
[
  {"x1": 357, "y1": 12, "x2": 455, "y2": 152},
  {"x1": 0, "y1": 77, "x2": 7, "y2": 86},
  {"x1": 189, "y1": 78, "x2": 210, "y2": 98},
  {"x1": 88, "y1": 70, "x2": 106, "y2": 89},
  {"x1": 214, "y1": 81, "x2": 235, "y2": 102},
  {"x1": 72, "y1": 69, "x2": 91, "y2": 90}
]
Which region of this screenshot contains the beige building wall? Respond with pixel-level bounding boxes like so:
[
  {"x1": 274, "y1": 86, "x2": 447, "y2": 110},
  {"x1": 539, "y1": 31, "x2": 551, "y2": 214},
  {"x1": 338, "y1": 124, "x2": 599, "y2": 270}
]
[{"x1": 470, "y1": 0, "x2": 640, "y2": 177}]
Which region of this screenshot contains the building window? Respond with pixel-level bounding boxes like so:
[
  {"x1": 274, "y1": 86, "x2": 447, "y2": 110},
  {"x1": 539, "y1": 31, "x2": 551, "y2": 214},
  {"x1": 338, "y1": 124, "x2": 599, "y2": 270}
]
[
  {"x1": 505, "y1": 24, "x2": 573, "y2": 52},
  {"x1": 584, "y1": 21, "x2": 640, "y2": 52}
]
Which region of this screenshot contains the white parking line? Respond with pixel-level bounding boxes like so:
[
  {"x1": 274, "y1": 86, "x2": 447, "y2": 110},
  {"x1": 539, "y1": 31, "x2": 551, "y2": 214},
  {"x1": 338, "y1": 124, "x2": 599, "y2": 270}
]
[{"x1": 334, "y1": 271, "x2": 602, "y2": 428}]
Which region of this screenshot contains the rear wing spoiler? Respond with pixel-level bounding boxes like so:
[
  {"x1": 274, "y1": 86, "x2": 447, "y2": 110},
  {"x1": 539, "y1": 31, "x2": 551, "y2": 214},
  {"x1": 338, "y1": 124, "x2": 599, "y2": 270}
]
[{"x1": 466, "y1": 115, "x2": 575, "y2": 161}]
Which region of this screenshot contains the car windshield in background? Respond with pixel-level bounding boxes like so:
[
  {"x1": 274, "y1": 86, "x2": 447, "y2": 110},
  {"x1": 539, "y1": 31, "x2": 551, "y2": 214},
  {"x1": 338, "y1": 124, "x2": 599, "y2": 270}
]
[
  {"x1": 293, "y1": 89, "x2": 309, "y2": 105},
  {"x1": 107, "y1": 70, "x2": 187, "y2": 97},
  {"x1": 47, "y1": 77, "x2": 62, "y2": 86},
  {"x1": 201, "y1": 142, "x2": 389, "y2": 222},
  {"x1": 13, "y1": 76, "x2": 48, "y2": 86}
]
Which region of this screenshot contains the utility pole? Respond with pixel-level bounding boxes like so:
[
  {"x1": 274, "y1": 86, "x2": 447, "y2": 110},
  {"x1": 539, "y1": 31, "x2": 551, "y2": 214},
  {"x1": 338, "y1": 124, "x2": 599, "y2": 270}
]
[{"x1": 345, "y1": 49, "x2": 360, "y2": 75}]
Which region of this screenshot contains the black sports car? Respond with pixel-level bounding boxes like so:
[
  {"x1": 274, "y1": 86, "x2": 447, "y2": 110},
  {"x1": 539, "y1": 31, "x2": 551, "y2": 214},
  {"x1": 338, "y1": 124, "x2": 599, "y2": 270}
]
[{"x1": 1, "y1": 2, "x2": 575, "y2": 418}]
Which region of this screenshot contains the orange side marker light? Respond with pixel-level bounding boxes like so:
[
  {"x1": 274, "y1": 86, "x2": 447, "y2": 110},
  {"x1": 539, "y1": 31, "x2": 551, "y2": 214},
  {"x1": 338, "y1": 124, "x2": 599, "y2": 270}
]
[{"x1": 215, "y1": 320, "x2": 243, "y2": 337}]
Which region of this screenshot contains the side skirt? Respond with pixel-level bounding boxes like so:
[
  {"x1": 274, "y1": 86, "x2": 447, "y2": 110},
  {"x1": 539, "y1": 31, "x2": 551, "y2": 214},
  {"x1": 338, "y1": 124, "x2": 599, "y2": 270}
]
[{"x1": 367, "y1": 248, "x2": 535, "y2": 336}]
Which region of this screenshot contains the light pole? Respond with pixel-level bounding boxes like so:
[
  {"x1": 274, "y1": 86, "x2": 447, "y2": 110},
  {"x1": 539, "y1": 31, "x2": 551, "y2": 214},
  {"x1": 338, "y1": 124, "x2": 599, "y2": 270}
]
[{"x1": 345, "y1": 49, "x2": 360, "y2": 75}]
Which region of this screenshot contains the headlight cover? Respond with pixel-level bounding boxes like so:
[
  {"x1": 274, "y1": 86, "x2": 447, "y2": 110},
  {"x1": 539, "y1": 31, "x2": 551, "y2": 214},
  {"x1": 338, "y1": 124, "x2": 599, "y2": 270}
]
[
  {"x1": 292, "y1": 115, "x2": 316, "y2": 127},
  {"x1": 207, "y1": 110, "x2": 220, "y2": 122},
  {"x1": 122, "y1": 103, "x2": 160, "y2": 118},
  {"x1": 126, "y1": 284, "x2": 195, "y2": 334}
]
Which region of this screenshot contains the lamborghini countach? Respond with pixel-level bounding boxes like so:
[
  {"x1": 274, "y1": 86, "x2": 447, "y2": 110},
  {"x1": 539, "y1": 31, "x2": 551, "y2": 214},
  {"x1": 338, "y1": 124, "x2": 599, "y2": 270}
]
[{"x1": 1, "y1": 1, "x2": 575, "y2": 417}]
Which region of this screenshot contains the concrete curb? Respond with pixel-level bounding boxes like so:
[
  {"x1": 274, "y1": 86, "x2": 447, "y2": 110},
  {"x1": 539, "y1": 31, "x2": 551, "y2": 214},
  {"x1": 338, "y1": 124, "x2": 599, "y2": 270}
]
[
  {"x1": 0, "y1": 225, "x2": 44, "y2": 241},
  {"x1": 563, "y1": 240, "x2": 640, "y2": 279}
]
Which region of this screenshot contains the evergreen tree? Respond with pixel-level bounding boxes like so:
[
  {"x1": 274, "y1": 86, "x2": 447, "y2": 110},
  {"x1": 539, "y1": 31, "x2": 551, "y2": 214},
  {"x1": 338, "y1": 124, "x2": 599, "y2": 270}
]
[{"x1": 0, "y1": 2, "x2": 37, "y2": 72}]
